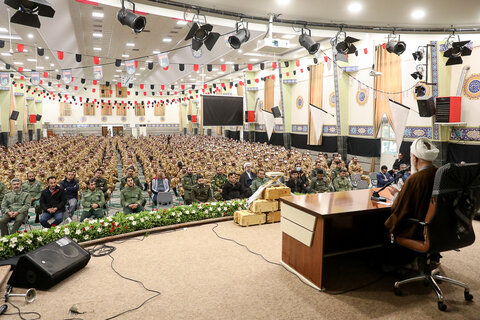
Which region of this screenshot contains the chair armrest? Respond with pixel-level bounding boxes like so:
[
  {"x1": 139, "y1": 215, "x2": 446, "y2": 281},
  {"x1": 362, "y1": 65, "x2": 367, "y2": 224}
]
[{"x1": 407, "y1": 218, "x2": 429, "y2": 226}]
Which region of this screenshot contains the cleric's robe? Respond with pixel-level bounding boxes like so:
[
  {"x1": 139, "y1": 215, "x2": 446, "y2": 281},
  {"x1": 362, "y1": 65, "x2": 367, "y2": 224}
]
[{"x1": 385, "y1": 166, "x2": 438, "y2": 240}]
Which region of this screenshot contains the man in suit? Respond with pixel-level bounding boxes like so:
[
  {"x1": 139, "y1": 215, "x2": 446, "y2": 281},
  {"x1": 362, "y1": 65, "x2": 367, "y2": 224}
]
[
  {"x1": 239, "y1": 163, "x2": 256, "y2": 198},
  {"x1": 377, "y1": 165, "x2": 393, "y2": 188}
]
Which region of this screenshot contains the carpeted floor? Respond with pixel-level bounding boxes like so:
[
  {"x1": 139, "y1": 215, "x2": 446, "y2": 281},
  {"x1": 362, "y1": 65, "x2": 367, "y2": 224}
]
[{"x1": 3, "y1": 220, "x2": 479, "y2": 320}]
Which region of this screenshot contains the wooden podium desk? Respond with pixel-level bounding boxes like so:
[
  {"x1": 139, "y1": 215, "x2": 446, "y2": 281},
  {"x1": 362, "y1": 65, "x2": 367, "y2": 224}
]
[{"x1": 280, "y1": 189, "x2": 392, "y2": 290}]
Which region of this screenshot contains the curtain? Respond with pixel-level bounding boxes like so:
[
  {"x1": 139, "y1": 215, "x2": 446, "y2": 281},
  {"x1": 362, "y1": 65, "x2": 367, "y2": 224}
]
[
  {"x1": 154, "y1": 103, "x2": 165, "y2": 116},
  {"x1": 237, "y1": 83, "x2": 244, "y2": 96},
  {"x1": 373, "y1": 45, "x2": 402, "y2": 137},
  {"x1": 308, "y1": 63, "x2": 324, "y2": 145},
  {"x1": 264, "y1": 76, "x2": 274, "y2": 112},
  {"x1": 116, "y1": 103, "x2": 126, "y2": 116}
]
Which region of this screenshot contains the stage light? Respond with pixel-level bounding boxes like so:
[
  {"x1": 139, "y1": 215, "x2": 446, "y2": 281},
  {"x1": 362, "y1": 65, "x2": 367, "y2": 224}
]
[
  {"x1": 332, "y1": 31, "x2": 359, "y2": 62},
  {"x1": 415, "y1": 85, "x2": 426, "y2": 97},
  {"x1": 386, "y1": 35, "x2": 406, "y2": 56},
  {"x1": 299, "y1": 27, "x2": 319, "y2": 55},
  {"x1": 185, "y1": 18, "x2": 220, "y2": 51},
  {"x1": 117, "y1": 0, "x2": 146, "y2": 33},
  {"x1": 4, "y1": 0, "x2": 55, "y2": 28},
  {"x1": 443, "y1": 35, "x2": 471, "y2": 66},
  {"x1": 228, "y1": 21, "x2": 250, "y2": 49},
  {"x1": 412, "y1": 47, "x2": 424, "y2": 61}
]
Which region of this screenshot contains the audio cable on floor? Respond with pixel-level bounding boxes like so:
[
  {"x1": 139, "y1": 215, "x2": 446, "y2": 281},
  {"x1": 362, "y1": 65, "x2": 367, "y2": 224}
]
[{"x1": 211, "y1": 223, "x2": 385, "y2": 295}]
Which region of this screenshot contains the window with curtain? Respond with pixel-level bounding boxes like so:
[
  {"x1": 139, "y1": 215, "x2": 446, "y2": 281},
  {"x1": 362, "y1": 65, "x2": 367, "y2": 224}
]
[
  {"x1": 373, "y1": 45, "x2": 402, "y2": 137},
  {"x1": 380, "y1": 115, "x2": 397, "y2": 155},
  {"x1": 101, "y1": 103, "x2": 112, "y2": 116},
  {"x1": 135, "y1": 104, "x2": 145, "y2": 116},
  {"x1": 116, "y1": 103, "x2": 127, "y2": 116},
  {"x1": 264, "y1": 76, "x2": 274, "y2": 112},
  {"x1": 83, "y1": 102, "x2": 95, "y2": 116},
  {"x1": 154, "y1": 103, "x2": 165, "y2": 116},
  {"x1": 237, "y1": 83, "x2": 244, "y2": 97},
  {"x1": 60, "y1": 102, "x2": 72, "y2": 116},
  {"x1": 308, "y1": 63, "x2": 324, "y2": 145}
]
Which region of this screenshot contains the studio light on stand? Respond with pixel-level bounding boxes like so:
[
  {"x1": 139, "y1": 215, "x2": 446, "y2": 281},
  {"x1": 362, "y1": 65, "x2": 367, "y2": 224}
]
[
  {"x1": 4, "y1": 0, "x2": 55, "y2": 28},
  {"x1": 117, "y1": 0, "x2": 146, "y2": 33},
  {"x1": 299, "y1": 26, "x2": 319, "y2": 55},
  {"x1": 228, "y1": 20, "x2": 250, "y2": 49}
]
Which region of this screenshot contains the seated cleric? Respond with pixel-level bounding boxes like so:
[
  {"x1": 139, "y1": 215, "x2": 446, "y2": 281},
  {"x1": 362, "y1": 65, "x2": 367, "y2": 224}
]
[{"x1": 385, "y1": 137, "x2": 439, "y2": 240}]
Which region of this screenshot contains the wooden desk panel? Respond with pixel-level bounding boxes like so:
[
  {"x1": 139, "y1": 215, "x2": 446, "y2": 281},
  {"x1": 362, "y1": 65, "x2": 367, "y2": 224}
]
[{"x1": 280, "y1": 189, "x2": 392, "y2": 289}]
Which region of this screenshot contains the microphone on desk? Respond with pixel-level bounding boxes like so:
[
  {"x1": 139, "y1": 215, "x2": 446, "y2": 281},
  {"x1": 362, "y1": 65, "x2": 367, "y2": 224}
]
[{"x1": 371, "y1": 166, "x2": 410, "y2": 202}]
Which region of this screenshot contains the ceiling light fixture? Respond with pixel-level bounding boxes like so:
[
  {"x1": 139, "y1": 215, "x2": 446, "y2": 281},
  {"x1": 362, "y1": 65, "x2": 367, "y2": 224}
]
[
  {"x1": 443, "y1": 33, "x2": 471, "y2": 66},
  {"x1": 299, "y1": 26, "x2": 319, "y2": 55},
  {"x1": 92, "y1": 11, "x2": 104, "y2": 18},
  {"x1": 92, "y1": 32, "x2": 102, "y2": 38},
  {"x1": 27, "y1": 33, "x2": 33, "y2": 38},
  {"x1": 276, "y1": 0, "x2": 290, "y2": 5},
  {"x1": 117, "y1": 0, "x2": 146, "y2": 33},
  {"x1": 93, "y1": 47, "x2": 101, "y2": 51},
  {"x1": 185, "y1": 14, "x2": 220, "y2": 51},
  {"x1": 411, "y1": 9, "x2": 425, "y2": 19},
  {"x1": 347, "y1": 2, "x2": 363, "y2": 14},
  {"x1": 228, "y1": 20, "x2": 250, "y2": 49},
  {"x1": 126, "y1": 42, "x2": 134, "y2": 47},
  {"x1": 162, "y1": 38, "x2": 172, "y2": 42},
  {"x1": 5, "y1": 0, "x2": 55, "y2": 28}
]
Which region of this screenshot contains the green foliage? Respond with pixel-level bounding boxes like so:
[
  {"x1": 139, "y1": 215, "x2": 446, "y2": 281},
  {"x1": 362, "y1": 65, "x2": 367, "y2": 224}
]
[{"x1": 0, "y1": 200, "x2": 246, "y2": 259}]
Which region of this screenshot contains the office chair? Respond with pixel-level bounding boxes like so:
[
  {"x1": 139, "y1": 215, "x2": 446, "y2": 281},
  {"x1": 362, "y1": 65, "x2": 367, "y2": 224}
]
[{"x1": 391, "y1": 163, "x2": 480, "y2": 311}]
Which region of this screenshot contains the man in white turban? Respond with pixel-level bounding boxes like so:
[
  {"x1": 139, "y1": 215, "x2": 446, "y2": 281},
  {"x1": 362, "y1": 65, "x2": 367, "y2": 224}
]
[{"x1": 385, "y1": 137, "x2": 439, "y2": 239}]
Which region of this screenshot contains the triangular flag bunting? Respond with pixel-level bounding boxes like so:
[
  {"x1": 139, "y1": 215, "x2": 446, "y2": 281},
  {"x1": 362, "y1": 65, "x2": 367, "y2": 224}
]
[
  {"x1": 388, "y1": 99, "x2": 410, "y2": 154},
  {"x1": 309, "y1": 104, "x2": 327, "y2": 143}
]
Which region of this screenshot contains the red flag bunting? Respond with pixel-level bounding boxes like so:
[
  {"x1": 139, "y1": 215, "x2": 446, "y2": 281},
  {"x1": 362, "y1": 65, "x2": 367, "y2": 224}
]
[
  {"x1": 117, "y1": 82, "x2": 121, "y2": 88},
  {"x1": 140, "y1": 84, "x2": 144, "y2": 89},
  {"x1": 255, "y1": 78, "x2": 259, "y2": 83},
  {"x1": 93, "y1": 56, "x2": 100, "y2": 65},
  {"x1": 272, "y1": 62, "x2": 277, "y2": 69},
  {"x1": 296, "y1": 60, "x2": 300, "y2": 67},
  {"x1": 135, "y1": 61, "x2": 138, "y2": 68},
  {"x1": 57, "y1": 51, "x2": 64, "y2": 60},
  {"x1": 248, "y1": 64, "x2": 253, "y2": 71},
  {"x1": 43, "y1": 72, "x2": 48, "y2": 78},
  {"x1": 324, "y1": 56, "x2": 328, "y2": 62},
  {"x1": 163, "y1": 66, "x2": 168, "y2": 71},
  {"x1": 93, "y1": 80, "x2": 97, "y2": 85},
  {"x1": 161, "y1": 85, "x2": 165, "y2": 90},
  {"x1": 364, "y1": 48, "x2": 368, "y2": 54},
  {"x1": 74, "y1": 86, "x2": 78, "y2": 90},
  {"x1": 193, "y1": 64, "x2": 199, "y2": 71},
  {"x1": 18, "y1": 67, "x2": 23, "y2": 72},
  {"x1": 382, "y1": 43, "x2": 387, "y2": 50},
  {"x1": 181, "y1": 84, "x2": 185, "y2": 90},
  {"x1": 286, "y1": 72, "x2": 289, "y2": 77},
  {"x1": 17, "y1": 44, "x2": 24, "y2": 52},
  {"x1": 221, "y1": 64, "x2": 226, "y2": 71}
]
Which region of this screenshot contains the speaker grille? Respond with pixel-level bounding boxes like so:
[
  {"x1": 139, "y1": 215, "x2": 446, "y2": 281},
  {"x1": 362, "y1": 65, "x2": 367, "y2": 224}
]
[{"x1": 436, "y1": 97, "x2": 451, "y2": 122}]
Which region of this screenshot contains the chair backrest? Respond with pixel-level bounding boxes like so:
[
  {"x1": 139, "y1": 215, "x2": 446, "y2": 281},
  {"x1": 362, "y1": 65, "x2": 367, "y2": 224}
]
[
  {"x1": 427, "y1": 163, "x2": 480, "y2": 253},
  {"x1": 356, "y1": 179, "x2": 369, "y2": 189},
  {"x1": 369, "y1": 172, "x2": 377, "y2": 187},
  {"x1": 350, "y1": 173, "x2": 362, "y2": 184},
  {"x1": 156, "y1": 192, "x2": 173, "y2": 207}
]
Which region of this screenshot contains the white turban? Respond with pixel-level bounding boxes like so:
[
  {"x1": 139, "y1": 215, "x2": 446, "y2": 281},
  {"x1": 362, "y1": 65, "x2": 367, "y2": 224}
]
[
  {"x1": 243, "y1": 162, "x2": 251, "y2": 169},
  {"x1": 410, "y1": 138, "x2": 439, "y2": 161}
]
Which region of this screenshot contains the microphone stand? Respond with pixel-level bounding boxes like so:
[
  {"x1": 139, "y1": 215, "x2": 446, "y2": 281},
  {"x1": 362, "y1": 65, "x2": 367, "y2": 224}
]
[{"x1": 371, "y1": 169, "x2": 408, "y2": 202}]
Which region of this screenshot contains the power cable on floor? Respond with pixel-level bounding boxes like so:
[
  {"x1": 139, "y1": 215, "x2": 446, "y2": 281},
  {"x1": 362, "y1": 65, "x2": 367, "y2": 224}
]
[
  {"x1": 86, "y1": 237, "x2": 161, "y2": 320},
  {"x1": 3, "y1": 300, "x2": 41, "y2": 320},
  {"x1": 211, "y1": 223, "x2": 385, "y2": 295}
]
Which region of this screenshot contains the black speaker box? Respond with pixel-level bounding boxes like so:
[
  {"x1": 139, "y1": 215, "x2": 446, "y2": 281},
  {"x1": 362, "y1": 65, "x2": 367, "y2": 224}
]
[
  {"x1": 417, "y1": 97, "x2": 435, "y2": 117},
  {"x1": 8, "y1": 237, "x2": 90, "y2": 290},
  {"x1": 36, "y1": 114, "x2": 42, "y2": 121},
  {"x1": 10, "y1": 111, "x2": 19, "y2": 120}
]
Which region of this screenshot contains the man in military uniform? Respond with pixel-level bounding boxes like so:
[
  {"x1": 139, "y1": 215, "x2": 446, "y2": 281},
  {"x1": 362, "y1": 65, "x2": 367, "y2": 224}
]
[
  {"x1": 211, "y1": 166, "x2": 227, "y2": 201},
  {"x1": 192, "y1": 176, "x2": 213, "y2": 203},
  {"x1": 0, "y1": 178, "x2": 30, "y2": 236},
  {"x1": 348, "y1": 156, "x2": 371, "y2": 185},
  {"x1": 21, "y1": 172, "x2": 43, "y2": 223},
  {"x1": 333, "y1": 169, "x2": 352, "y2": 192},
  {"x1": 120, "y1": 166, "x2": 142, "y2": 190},
  {"x1": 181, "y1": 166, "x2": 196, "y2": 205},
  {"x1": 310, "y1": 170, "x2": 330, "y2": 193},
  {"x1": 80, "y1": 179, "x2": 106, "y2": 221},
  {"x1": 0, "y1": 182, "x2": 7, "y2": 211},
  {"x1": 251, "y1": 169, "x2": 270, "y2": 193},
  {"x1": 16, "y1": 163, "x2": 28, "y2": 182},
  {"x1": 311, "y1": 161, "x2": 324, "y2": 179},
  {"x1": 94, "y1": 168, "x2": 110, "y2": 201},
  {"x1": 120, "y1": 176, "x2": 145, "y2": 214}
]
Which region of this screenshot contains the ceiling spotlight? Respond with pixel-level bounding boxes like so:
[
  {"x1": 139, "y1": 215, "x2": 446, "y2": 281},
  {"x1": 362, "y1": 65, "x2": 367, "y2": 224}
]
[
  {"x1": 412, "y1": 47, "x2": 424, "y2": 61},
  {"x1": 4, "y1": 0, "x2": 55, "y2": 28},
  {"x1": 185, "y1": 17, "x2": 220, "y2": 51},
  {"x1": 443, "y1": 34, "x2": 472, "y2": 66},
  {"x1": 228, "y1": 21, "x2": 250, "y2": 49},
  {"x1": 411, "y1": 65, "x2": 424, "y2": 80},
  {"x1": 117, "y1": 0, "x2": 146, "y2": 33},
  {"x1": 333, "y1": 31, "x2": 359, "y2": 62},
  {"x1": 386, "y1": 34, "x2": 406, "y2": 56},
  {"x1": 299, "y1": 27, "x2": 319, "y2": 55},
  {"x1": 415, "y1": 85, "x2": 426, "y2": 97}
]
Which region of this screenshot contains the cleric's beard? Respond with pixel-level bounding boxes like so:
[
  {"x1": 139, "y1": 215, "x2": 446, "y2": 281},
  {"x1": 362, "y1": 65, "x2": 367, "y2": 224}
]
[{"x1": 411, "y1": 165, "x2": 418, "y2": 174}]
